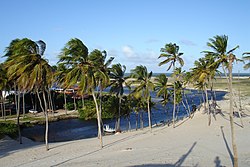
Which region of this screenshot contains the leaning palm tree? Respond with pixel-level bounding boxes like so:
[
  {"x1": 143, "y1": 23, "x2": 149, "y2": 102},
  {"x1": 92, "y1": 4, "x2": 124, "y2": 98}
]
[
  {"x1": 130, "y1": 65, "x2": 154, "y2": 131},
  {"x1": 204, "y1": 35, "x2": 239, "y2": 167},
  {"x1": 89, "y1": 49, "x2": 114, "y2": 133},
  {"x1": 109, "y1": 63, "x2": 127, "y2": 131},
  {"x1": 158, "y1": 43, "x2": 184, "y2": 127},
  {"x1": 58, "y1": 38, "x2": 109, "y2": 148},
  {"x1": 4, "y1": 38, "x2": 52, "y2": 150}
]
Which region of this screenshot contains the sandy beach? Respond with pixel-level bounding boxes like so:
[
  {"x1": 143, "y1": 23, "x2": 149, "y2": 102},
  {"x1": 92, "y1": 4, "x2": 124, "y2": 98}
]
[{"x1": 1, "y1": 96, "x2": 250, "y2": 167}]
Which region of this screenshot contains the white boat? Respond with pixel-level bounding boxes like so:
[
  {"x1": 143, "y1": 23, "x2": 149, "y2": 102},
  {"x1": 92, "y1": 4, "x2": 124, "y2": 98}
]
[
  {"x1": 29, "y1": 109, "x2": 38, "y2": 114},
  {"x1": 103, "y1": 124, "x2": 115, "y2": 133}
]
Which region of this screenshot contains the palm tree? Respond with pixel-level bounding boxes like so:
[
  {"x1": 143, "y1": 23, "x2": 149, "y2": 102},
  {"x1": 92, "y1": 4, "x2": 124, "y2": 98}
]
[
  {"x1": 130, "y1": 65, "x2": 154, "y2": 131},
  {"x1": 109, "y1": 63, "x2": 127, "y2": 131},
  {"x1": 190, "y1": 57, "x2": 212, "y2": 124},
  {"x1": 243, "y1": 52, "x2": 250, "y2": 69},
  {"x1": 158, "y1": 43, "x2": 184, "y2": 127},
  {"x1": 89, "y1": 49, "x2": 114, "y2": 133},
  {"x1": 4, "y1": 38, "x2": 53, "y2": 150},
  {"x1": 204, "y1": 35, "x2": 239, "y2": 167},
  {"x1": 55, "y1": 63, "x2": 69, "y2": 114},
  {"x1": 155, "y1": 74, "x2": 171, "y2": 121},
  {"x1": 172, "y1": 67, "x2": 188, "y2": 118},
  {"x1": 58, "y1": 38, "x2": 109, "y2": 148}
]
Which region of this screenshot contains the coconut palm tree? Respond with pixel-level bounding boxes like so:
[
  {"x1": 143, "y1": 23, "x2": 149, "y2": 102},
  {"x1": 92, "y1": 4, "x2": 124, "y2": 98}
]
[
  {"x1": 58, "y1": 38, "x2": 109, "y2": 148},
  {"x1": 190, "y1": 57, "x2": 212, "y2": 124},
  {"x1": 204, "y1": 35, "x2": 239, "y2": 167},
  {"x1": 4, "y1": 38, "x2": 53, "y2": 150},
  {"x1": 158, "y1": 43, "x2": 184, "y2": 127},
  {"x1": 154, "y1": 74, "x2": 171, "y2": 121},
  {"x1": 109, "y1": 63, "x2": 127, "y2": 131},
  {"x1": 88, "y1": 49, "x2": 114, "y2": 133},
  {"x1": 130, "y1": 65, "x2": 154, "y2": 131}
]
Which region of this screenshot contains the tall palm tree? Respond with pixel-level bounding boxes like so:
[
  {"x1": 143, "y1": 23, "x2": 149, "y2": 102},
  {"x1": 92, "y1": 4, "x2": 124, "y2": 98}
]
[
  {"x1": 89, "y1": 49, "x2": 114, "y2": 133},
  {"x1": 4, "y1": 38, "x2": 52, "y2": 150},
  {"x1": 130, "y1": 65, "x2": 154, "y2": 131},
  {"x1": 155, "y1": 74, "x2": 171, "y2": 120},
  {"x1": 158, "y1": 43, "x2": 184, "y2": 127},
  {"x1": 204, "y1": 35, "x2": 239, "y2": 167},
  {"x1": 58, "y1": 38, "x2": 109, "y2": 148},
  {"x1": 109, "y1": 63, "x2": 127, "y2": 131}
]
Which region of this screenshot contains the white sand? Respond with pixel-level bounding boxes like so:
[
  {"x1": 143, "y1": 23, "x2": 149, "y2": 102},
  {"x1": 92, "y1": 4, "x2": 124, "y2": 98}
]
[{"x1": 1, "y1": 99, "x2": 250, "y2": 167}]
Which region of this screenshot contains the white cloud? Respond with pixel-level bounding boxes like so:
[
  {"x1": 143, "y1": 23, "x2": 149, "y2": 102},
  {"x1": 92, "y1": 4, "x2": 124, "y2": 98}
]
[{"x1": 122, "y1": 45, "x2": 138, "y2": 58}]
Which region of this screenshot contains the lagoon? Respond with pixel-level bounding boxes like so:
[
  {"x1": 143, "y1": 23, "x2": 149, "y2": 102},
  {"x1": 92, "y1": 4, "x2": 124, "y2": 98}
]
[{"x1": 21, "y1": 89, "x2": 227, "y2": 142}]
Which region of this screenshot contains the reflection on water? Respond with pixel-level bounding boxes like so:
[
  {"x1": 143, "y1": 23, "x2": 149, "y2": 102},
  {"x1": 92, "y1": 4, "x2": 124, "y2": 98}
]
[{"x1": 22, "y1": 90, "x2": 226, "y2": 142}]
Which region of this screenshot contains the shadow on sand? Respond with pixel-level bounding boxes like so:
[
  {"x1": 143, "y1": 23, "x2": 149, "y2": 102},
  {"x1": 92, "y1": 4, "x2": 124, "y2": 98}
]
[
  {"x1": 0, "y1": 135, "x2": 42, "y2": 158},
  {"x1": 220, "y1": 126, "x2": 234, "y2": 166},
  {"x1": 132, "y1": 142, "x2": 198, "y2": 167}
]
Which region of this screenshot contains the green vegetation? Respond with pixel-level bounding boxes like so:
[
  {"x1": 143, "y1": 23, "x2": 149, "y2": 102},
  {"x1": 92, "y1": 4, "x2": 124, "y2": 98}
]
[{"x1": 0, "y1": 122, "x2": 18, "y2": 139}]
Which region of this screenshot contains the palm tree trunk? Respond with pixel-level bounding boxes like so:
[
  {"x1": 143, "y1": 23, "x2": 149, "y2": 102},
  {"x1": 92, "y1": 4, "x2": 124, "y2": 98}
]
[
  {"x1": 201, "y1": 90, "x2": 206, "y2": 111},
  {"x1": 48, "y1": 90, "x2": 54, "y2": 117},
  {"x1": 204, "y1": 85, "x2": 211, "y2": 126},
  {"x1": 22, "y1": 91, "x2": 25, "y2": 118},
  {"x1": 228, "y1": 56, "x2": 238, "y2": 167},
  {"x1": 237, "y1": 71, "x2": 244, "y2": 127},
  {"x1": 82, "y1": 95, "x2": 85, "y2": 109},
  {"x1": 42, "y1": 91, "x2": 49, "y2": 151},
  {"x1": 17, "y1": 91, "x2": 22, "y2": 144},
  {"x1": 140, "y1": 111, "x2": 144, "y2": 129},
  {"x1": 14, "y1": 84, "x2": 18, "y2": 117},
  {"x1": 181, "y1": 101, "x2": 190, "y2": 117},
  {"x1": 37, "y1": 90, "x2": 45, "y2": 112},
  {"x1": 1, "y1": 94, "x2": 3, "y2": 119},
  {"x1": 135, "y1": 112, "x2": 138, "y2": 130},
  {"x1": 92, "y1": 91, "x2": 103, "y2": 148},
  {"x1": 117, "y1": 95, "x2": 122, "y2": 131},
  {"x1": 3, "y1": 94, "x2": 6, "y2": 120},
  {"x1": 73, "y1": 89, "x2": 77, "y2": 111},
  {"x1": 3, "y1": 96, "x2": 6, "y2": 120},
  {"x1": 173, "y1": 65, "x2": 176, "y2": 128},
  {"x1": 147, "y1": 96, "x2": 152, "y2": 132},
  {"x1": 183, "y1": 91, "x2": 191, "y2": 117},
  {"x1": 64, "y1": 90, "x2": 67, "y2": 115}
]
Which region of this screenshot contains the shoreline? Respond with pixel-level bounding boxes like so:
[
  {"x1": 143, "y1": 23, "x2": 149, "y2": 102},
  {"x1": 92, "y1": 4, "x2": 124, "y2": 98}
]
[{"x1": 1, "y1": 97, "x2": 250, "y2": 166}]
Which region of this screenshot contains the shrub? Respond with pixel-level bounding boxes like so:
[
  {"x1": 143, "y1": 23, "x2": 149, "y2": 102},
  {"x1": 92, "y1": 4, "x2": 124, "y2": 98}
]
[{"x1": 0, "y1": 123, "x2": 18, "y2": 139}]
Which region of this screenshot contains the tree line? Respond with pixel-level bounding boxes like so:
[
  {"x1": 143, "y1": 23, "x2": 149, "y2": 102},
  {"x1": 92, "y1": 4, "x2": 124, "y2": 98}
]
[{"x1": 0, "y1": 35, "x2": 249, "y2": 167}]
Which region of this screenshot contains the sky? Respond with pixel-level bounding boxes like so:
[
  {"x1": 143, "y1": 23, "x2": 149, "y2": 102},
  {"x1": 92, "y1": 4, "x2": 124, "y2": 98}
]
[{"x1": 0, "y1": 0, "x2": 249, "y2": 73}]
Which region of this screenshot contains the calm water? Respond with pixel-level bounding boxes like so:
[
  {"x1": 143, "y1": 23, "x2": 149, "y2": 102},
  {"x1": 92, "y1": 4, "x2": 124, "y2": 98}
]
[{"x1": 22, "y1": 89, "x2": 227, "y2": 142}]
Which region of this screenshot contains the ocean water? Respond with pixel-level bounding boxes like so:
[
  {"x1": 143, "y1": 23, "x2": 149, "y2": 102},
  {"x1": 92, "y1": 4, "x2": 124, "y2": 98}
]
[
  {"x1": 21, "y1": 89, "x2": 227, "y2": 142},
  {"x1": 124, "y1": 73, "x2": 250, "y2": 77}
]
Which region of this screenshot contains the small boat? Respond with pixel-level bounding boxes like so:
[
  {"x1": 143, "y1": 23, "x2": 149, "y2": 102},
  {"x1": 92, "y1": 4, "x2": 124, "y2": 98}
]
[
  {"x1": 103, "y1": 124, "x2": 115, "y2": 133},
  {"x1": 29, "y1": 109, "x2": 38, "y2": 114}
]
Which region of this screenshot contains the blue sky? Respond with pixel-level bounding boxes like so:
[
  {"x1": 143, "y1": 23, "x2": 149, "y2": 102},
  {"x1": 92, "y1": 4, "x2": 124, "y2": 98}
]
[{"x1": 0, "y1": 0, "x2": 249, "y2": 73}]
